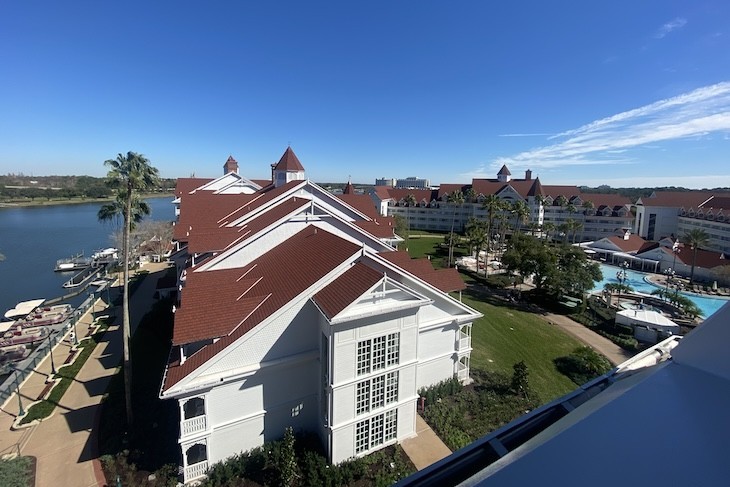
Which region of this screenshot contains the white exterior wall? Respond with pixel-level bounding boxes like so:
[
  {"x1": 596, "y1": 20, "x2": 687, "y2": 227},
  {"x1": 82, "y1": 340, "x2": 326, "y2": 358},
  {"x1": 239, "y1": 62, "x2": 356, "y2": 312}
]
[
  {"x1": 635, "y1": 205, "x2": 680, "y2": 240},
  {"x1": 678, "y1": 216, "x2": 730, "y2": 254}
]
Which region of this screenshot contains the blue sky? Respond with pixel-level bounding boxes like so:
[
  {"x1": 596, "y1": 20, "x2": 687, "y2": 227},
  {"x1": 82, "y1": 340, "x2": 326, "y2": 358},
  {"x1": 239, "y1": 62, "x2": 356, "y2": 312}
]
[{"x1": 1, "y1": 1, "x2": 729, "y2": 188}]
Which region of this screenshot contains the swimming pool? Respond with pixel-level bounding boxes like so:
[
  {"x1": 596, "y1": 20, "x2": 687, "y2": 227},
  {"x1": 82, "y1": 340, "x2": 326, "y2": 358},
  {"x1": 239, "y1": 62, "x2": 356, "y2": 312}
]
[{"x1": 590, "y1": 263, "x2": 728, "y2": 318}]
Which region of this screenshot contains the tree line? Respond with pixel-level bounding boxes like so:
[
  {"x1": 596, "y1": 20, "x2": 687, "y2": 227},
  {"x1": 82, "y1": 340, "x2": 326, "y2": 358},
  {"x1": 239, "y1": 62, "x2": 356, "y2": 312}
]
[{"x1": 0, "y1": 174, "x2": 175, "y2": 201}]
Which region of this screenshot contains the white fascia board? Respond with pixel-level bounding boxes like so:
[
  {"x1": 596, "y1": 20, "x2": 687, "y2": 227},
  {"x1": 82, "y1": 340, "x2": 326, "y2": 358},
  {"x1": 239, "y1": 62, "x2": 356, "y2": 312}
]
[
  {"x1": 195, "y1": 173, "x2": 242, "y2": 192},
  {"x1": 227, "y1": 180, "x2": 308, "y2": 226},
  {"x1": 327, "y1": 276, "x2": 433, "y2": 325},
  {"x1": 366, "y1": 252, "x2": 482, "y2": 322},
  {"x1": 307, "y1": 180, "x2": 373, "y2": 221}
]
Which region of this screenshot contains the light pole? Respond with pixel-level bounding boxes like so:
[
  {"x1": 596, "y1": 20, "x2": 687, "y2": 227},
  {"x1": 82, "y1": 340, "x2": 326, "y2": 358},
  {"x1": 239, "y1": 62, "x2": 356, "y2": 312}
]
[
  {"x1": 12, "y1": 365, "x2": 25, "y2": 417},
  {"x1": 47, "y1": 332, "x2": 57, "y2": 383},
  {"x1": 664, "y1": 268, "x2": 674, "y2": 301},
  {"x1": 72, "y1": 310, "x2": 79, "y2": 347},
  {"x1": 617, "y1": 261, "x2": 629, "y2": 307}
]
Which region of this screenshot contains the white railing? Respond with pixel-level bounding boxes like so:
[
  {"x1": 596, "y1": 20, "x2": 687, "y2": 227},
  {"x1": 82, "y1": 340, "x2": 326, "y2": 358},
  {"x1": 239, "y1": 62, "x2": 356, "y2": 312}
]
[
  {"x1": 457, "y1": 361, "x2": 469, "y2": 381},
  {"x1": 459, "y1": 332, "x2": 471, "y2": 350},
  {"x1": 185, "y1": 460, "x2": 209, "y2": 483},
  {"x1": 181, "y1": 415, "x2": 207, "y2": 437}
]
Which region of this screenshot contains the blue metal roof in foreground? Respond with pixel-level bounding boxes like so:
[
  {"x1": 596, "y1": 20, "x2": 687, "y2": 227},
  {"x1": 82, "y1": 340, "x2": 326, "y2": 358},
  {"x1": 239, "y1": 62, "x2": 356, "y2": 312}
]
[{"x1": 397, "y1": 302, "x2": 730, "y2": 487}]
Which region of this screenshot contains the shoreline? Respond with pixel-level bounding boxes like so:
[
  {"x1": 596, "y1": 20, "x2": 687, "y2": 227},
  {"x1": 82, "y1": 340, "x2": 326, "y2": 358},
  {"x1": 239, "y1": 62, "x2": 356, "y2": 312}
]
[{"x1": 0, "y1": 193, "x2": 174, "y2": 209}]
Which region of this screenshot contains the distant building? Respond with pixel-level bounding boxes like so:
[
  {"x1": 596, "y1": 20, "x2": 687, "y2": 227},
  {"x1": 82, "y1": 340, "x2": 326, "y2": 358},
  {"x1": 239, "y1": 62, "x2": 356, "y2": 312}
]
[
  {"x1": 375, "y1": 177, "x2": 396, "y2": 187},
  {"x1": 396, "y1": 177, "x2": 430, "y2": 189}
]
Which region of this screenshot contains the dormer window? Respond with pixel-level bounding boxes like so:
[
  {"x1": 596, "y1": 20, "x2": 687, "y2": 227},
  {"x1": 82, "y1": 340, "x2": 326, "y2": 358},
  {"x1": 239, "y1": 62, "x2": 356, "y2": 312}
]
[
  {"x1": 679, "y1": 207, "x2": 686, "y2": 216},
  {"x1": 688, "y1": 209, "x2": 695, "y2": 217},
  {"x1": 544, "y1": 196, "x2": 553, "y2": 206},
  {"x1": 706, "y1": 210, "x2": 714, "y2": 221}
]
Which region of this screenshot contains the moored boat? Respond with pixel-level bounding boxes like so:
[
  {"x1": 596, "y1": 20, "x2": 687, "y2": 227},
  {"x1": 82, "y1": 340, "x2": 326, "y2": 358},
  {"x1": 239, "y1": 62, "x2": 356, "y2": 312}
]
[
  {"x1": 0, "y1": 344, "x2": 29, "y2": 365},
  {"x1": 0, "y1": 325, "x2": 49, "y2": 347},
  {"x1": 21, "y1": 304, "x2": 72, "y2": 328},
  {"x1": 54, "y1": 251, "x2": 92, "y2": 272}
]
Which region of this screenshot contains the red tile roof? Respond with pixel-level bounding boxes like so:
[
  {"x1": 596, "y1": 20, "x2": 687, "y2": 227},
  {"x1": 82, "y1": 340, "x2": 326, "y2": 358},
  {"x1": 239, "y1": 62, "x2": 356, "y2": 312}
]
[
  {"x1": 187, "y1": 197, "x2": 310, "y2": 253},
  {"x1": 223, "y1": 180, "x2": 305, "y2": 223},
  {"x1": 639, "y1": 191, "x2": 715, "y2": 208},
  {"x1": 313, "y1": 263, "x2": 383, "y2": 321},
  {"x1": 354, "y1": 219, "x2": 397, "y2": 239},
  {"x1": 273, "y1": 147, "x2": 305, "y2": 172},
  {"x1": 579, "y1": 193, "x2": 631, "y2": 208},
  {"x1": 174, "y1": 192, "x2": 255, "y2": 241},
  {"x1": 378, "y1": 251, "x2": 466, "y2": 292},
  {"x1": 607, "y1": 234, "x2": 647, "y2": 253},
  {"x1": 675, "y1": 247, "x2": 729, "y2": 269},
  {"x1": 175, "y1": 178, "x2": 213, "y2": 198},
  {"x1": 541, "y1": 185, "x2": 582, "y2": 199},
  {"x1": 163, "y1": 227, "x2": 361, "y2": 391},
  {"x1": 342, "y1": 182, "x2": 355, "y2": 195},
  {"x1": 337, "y1": 194, "x2": 379, "y2": 218},
  {"x1": 498, "y1": 165, "x2": 511, "y2": 176}
]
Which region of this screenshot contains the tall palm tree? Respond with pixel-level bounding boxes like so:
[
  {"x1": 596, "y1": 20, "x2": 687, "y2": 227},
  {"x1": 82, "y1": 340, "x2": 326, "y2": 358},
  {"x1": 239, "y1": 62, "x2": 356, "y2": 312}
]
[
  {"x1": 511, "y1": 200, "x2": 530, "y2": 234},
  {"x1": 681, "y1": 228, "x2": 710, "y2": 284},
  {"x1": 542, "y1": 221, "x2": 555, "y2": 243},
  {"x1": 465, "y1": 218, "x2": 487, "y2": 274},
  {"x1": 404, "y1": 193, "x2": 417, "y2": 247},
  {"x1": 482, "y1": 194, "x2": 503, "y2": 254},
  {"x1": 98, "y1": 151, "x2": 159, "y2": 427},
  {"x1": 448, "y1": 190, "x2": 465, "y2": 266}
]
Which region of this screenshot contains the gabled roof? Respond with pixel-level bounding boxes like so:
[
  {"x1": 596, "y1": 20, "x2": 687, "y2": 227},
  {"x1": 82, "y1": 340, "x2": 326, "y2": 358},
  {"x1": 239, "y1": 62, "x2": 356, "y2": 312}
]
[
  {"x1": 273, "y1": 146, "x2": 305, "y2": 172},
  {"x1": 378, "y1": 251, "x2": 466, "y2": 292},
  {"x1": 526, "y1": 178, "x2": 543, "y2": 197},
  {"x1": 637, "y1": 191, "x2": 714, "y2": 208},
  {"x1": 312, "y1": 263, "x2": 383, "y2": 321},
  {"x1": 541, "y1": 185, "x2": 582, "y2": 199},
  {"x1": 353, "y1": 219, "x2": 397, "y2": 239},
  {"x1": 674, "y1": 247, "x2": 728, "y2": 269},
  {"x1": 174, "y1": 192, "x2": 255, "y2": 241},
  {"x1": 164, "y1": 226, "x2": 361, "y2": 391},
  {"x1": 498, "y1": 165, "x2": 511, "y2": 176},
  {"x1": 337, "y1": 194, "x2": 379, "y2": 219},
  {"x1": 606, "y1": 234, "x2": 647, "y2": 253},
  {"x1": 175, "y1": 177, "x2": 214, "y2": 198},
  {"x1": 342, "y1": 181, "x2": 355, "y2": 195}
]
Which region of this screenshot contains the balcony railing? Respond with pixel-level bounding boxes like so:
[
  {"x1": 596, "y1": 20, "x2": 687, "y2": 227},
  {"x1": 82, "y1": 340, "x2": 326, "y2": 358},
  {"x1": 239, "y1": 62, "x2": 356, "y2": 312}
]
[
  {"x1": 185, "y1": 460, "x2": 209, "y2": 483},
  {"x1": 457, "y1": 361, "x2": 469, "y2": 381},
  {"x1": 459, "y1": 332, "x2": 471, "y2": 351},
  {"x1": 181, "y1": 415, "x2": 207, "y2": 437}
]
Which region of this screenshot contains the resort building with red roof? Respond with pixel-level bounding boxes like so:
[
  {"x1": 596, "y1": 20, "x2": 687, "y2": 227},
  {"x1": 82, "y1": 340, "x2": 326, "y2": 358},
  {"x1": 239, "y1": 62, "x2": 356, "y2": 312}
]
[
  {"x1": 164, "y1": 148, "x2": 481, "y2": 483},
  {"x1": 370, "y1": 167, "x2": 634, "y2": 243}
]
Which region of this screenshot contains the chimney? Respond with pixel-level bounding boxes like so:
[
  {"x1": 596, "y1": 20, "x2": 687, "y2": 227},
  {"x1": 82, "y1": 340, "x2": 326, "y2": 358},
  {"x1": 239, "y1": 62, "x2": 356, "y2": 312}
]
[
  {"x1": 223, "y1": 156, "x2": 239, "y2": 175},
  {"x1": 525, "y1": 169, "x2": 532, "y2": 180}
]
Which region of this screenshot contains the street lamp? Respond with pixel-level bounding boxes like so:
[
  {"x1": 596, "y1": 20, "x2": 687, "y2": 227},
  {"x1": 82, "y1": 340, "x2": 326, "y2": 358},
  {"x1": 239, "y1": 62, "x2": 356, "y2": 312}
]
[
  {"x1": 12, "y1": 365, "x2": 25, "y2": 417},
  {"x1": 664, "y1": 268, "x2": 675, "y2": 301},
  {"x1": 47, "y1": 332, "x2": 57, "y2": 383}
]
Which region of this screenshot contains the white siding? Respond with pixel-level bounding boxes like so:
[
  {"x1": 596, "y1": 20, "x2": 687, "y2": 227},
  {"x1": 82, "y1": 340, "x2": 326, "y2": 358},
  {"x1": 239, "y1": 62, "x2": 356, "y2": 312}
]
[
  {"x1": 416, "y1": 355, "x2": 455, "y2": 389},
  {"x1": 418, "y1": 327, "x2": 456, "y2": 362}
]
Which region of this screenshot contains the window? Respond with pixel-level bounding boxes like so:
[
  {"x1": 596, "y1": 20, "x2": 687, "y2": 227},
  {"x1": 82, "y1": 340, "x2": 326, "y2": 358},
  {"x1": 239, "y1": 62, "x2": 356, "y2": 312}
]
[
  {"x1": 357, "y1": 340, "x2": 371, "y2": 375},
  {"x1": 357, "y1": 333, "x2": 399, "y2": 376},
  {"x1": 356, "y1": 371, "x2": 398, "y2": 415},
  {"x1": 355, "y1": 409, "x2": 398, "y2": 454},
  {"x1": 386, "y1": 333, "x2": 400, "y2": 366}
]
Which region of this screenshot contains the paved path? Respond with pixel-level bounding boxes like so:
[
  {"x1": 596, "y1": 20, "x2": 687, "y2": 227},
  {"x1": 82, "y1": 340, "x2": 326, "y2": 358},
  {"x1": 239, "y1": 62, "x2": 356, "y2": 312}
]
[
  {"x1": 0, "y1": 262, "x2": 171, "y2": 487},
  {"x1": 541, "y1": 312, "x2": 633, "y2": 366},
  {"x1": 401, "y1": 414, "x2": 452, "y2": 470}
]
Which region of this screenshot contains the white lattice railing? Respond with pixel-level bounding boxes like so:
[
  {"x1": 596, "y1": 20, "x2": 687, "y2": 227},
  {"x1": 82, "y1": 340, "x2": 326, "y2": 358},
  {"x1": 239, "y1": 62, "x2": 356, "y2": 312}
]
[
  {"x1": 457, "y1": 361, "x2": 469, "y2": 381},
  {"x1": 185, "y1": 460, "x2": 209, "y2": 482},
  {"x1": 459, "y1": 332, "x2": 471, "y2": 350},
  {"x1": 181, "y1": 415, "x2": 207, "y2": 437}
]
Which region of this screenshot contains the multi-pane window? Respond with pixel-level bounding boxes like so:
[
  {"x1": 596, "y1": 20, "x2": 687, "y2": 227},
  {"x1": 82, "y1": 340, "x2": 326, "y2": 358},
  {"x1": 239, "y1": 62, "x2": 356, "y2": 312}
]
[
  {"x1": 357, "y1": 340, "x2": 371, "y2": 375},
  {"x1": 386, "y1": 333, "x2": 399, "y2": 366},
  {"x1": 355, "y1": 371, "x2": 398, "y2": 416},
  {"x1": 384, "y1": 409, "x2": 398, "y2": 441},
  {"x1": 355, "y1": 420, "x2": 370, "y2": 454},
  {"x1": 356, "y1": 380, "x2": 371, "y2": 415},
  {"x1": 357, "y1": 333, "x2": 399, "y2": 376},
  {"x1": 355, "y1": 409, "x2": 398, "y2": 454}
]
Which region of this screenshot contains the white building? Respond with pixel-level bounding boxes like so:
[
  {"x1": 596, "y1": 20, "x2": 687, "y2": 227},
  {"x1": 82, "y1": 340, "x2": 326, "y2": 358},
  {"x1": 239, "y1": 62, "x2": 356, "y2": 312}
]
[{"x1": 164, "y1": 148, "x2": 481, "y2": 483}]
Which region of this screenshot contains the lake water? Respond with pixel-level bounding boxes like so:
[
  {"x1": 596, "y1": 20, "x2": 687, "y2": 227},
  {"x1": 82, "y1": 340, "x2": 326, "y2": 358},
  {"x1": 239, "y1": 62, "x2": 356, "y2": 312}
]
[
  {"x1": 0, "y1": 197, "x2": 175, "y2": 316},
  {"x1": 590, "y1": 263, "x2": 727, "y2": 318}
]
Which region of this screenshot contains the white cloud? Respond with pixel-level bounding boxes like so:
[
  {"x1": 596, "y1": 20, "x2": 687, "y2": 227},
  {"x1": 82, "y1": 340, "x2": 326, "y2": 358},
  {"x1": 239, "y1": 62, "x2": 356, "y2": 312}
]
[
  {"x1": 655, "y1": 17, "x2": 687, "y2": 39},
  {"x1": 492, "y1": 82, "x2": 730, "y2": 172}
]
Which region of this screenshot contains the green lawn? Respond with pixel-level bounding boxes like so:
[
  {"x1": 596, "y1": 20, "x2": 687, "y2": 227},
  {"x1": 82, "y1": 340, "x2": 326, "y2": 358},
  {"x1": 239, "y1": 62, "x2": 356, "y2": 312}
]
[
  {"x1": 404, "y1": 237, "x2": 468, "y2": 269},
  {"x1": 462, "y1": 294, "x2": 581, "y2": 403}
]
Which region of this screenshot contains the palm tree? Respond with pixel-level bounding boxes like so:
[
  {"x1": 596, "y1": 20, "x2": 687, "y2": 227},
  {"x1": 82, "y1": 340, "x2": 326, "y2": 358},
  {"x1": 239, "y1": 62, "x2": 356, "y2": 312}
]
[
  {"x1": 542, "y1": 221, "x2": 555, "y2": 243},
  {"x1": 98, "y1": 151, "x2": 159, "y2": 427},
  {"x1": 465, "y1": 218, "x2": 487, "y2": 275},
  {"x1": 511, "y1": 200, "x2": 530, "y2": 234},
  {"x1": 447, "y1": 190, "x2": 465, "y2": 266},
  {"x1": 681, "y1": 228, "x2": 710, "y2": 284},
  {"x1": 482, "y1": 194, "x2": 503, "y2": 254},
  {"x1": 404, "y1": 193, "x2": 417, "y2": 245}
]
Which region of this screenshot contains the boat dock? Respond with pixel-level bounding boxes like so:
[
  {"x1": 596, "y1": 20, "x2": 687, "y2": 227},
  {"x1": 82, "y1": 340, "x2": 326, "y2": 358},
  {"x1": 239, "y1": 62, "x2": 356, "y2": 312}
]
[
  {"x1": 54, "y1": 251, "x2": 91, "y2": 272},
  {"x1": 62, "y1": 266, "x2": 103, "y2": 289}
]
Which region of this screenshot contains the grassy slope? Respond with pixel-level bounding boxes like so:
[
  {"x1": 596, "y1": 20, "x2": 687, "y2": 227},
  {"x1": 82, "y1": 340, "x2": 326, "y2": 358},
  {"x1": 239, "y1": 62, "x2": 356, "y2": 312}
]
[
  {"x1": 463, "y1": 295, "x2": 581, "y2": 402},
  {"x1": 406, "y1": 237, "x2": 580, "y2": 403}
]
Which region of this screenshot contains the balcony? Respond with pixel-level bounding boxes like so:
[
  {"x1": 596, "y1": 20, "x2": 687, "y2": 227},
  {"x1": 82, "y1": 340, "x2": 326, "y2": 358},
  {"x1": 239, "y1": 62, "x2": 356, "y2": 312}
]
[
  {"x1": 184, "y1": 460, "x2": 208, "y2": 483},
  {"x1": 457, "y1": 361, "x2": 469, "y2": 382},
  {"x1": 459, "y1": 331, "x2": 471, "y2": 351},
  {"x1": 181, "y1": 414, "x2": 207, "y2": 437}
]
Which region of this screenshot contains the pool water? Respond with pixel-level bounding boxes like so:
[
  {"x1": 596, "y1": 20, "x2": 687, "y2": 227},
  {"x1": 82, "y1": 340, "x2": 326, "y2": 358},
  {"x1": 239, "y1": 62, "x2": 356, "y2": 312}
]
[{"x1": 590, "y1": 263, "x2": 727, "y2": 318}]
